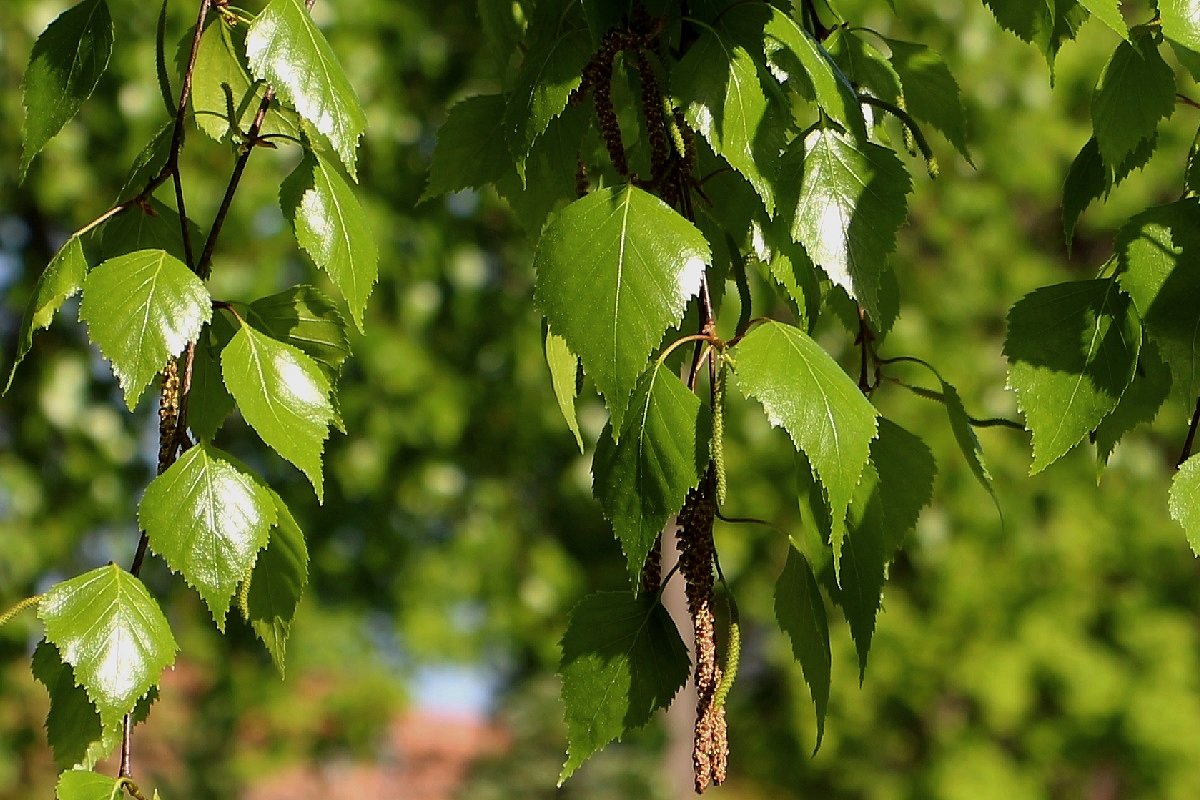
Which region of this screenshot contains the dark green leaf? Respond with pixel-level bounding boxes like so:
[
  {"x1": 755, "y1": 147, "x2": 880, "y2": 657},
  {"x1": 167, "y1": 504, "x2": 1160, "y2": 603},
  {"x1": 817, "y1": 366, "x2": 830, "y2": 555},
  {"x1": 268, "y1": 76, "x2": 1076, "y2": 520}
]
[
  {"x1": 592, "y1": 362, "x2": 703, "y2": 583},
  {"x1": 546, "y1": 329, "x2": 584, "y2": 451},
  {"x1": 140, "y1": 443, "x2": 277, "y2": 627},
  {"x1": 1062, "y1": 136, "x2": 1156, "y2": 246},
  {"x1": 774, "y1": 543, "x2": 831, "y2": 751},
  {"x1": 732, "y1": 320, "x2": 878, "y2": 565},
  {"x1": 1005, "y1": 279, "x2": 1141, "y2": 472},
  {"x1": 834, "y1": 462, "x2": 887, "y2": 678},
  {"x1": 1117, "y1": 199, "x2": 1200, "y2": 402},
  {"x1": 1091, "y1": 28, "x2": 1174, "y2": 170},
  {"x1": 280, "y1": 151, "x2": 378, "y2": 331},
  {"x1": 186, "y1": 322, "x2": 236, "y2": 441},
  {"x1": 79, "y1": 249, "x2": 211, "y2": 410},
  {"x1": 941, "y1": 379, "x2": 999, "y2": 508},
  {"x1": 885, "y1": 38, "x2": 971, "y2": 161},
  {"x1": 533, "y1": 185, "x2": 709, "y2": 430},
  {"x1": 247, "y1": 491, "x2": 309, "y2": 675},
  {"x1": 558, "y1": 592, "x2": 690, "y2": 784},
  {"x1": 32, "y1": 640, "x2": 106, "y2": 769},
  {"x1": 20, "y1": 0, "x2": 114, "y2": 177},
  {"x1": 247, "y1": 285, "x2": 350, "y2": 385},
  {"x1": 981, "y1": 0, "x2": 1088, "y2": 69},
  {"x1": 788, "y1": 128, "x2": 911, "y2": 325},
  {"x1": 37, "y1": 565, "x2": 177, "y2": 727},
  {"x1": 502, "y1": 5, "x2": 591, "y2": 166},
  {"x1": 55, "y1": 770, "x2": 122, "y2": 800},
  {"x1": 763, "y1": 7, "x2": 866, "y2": 140},
  {"x1": 495, "y1": 100, "x2": 590, "y2": 234},
  {"x1": 1095, "y1": 340, "x2": 1171, "y2": 466},
  {"x1": 672, "y1": 6, "x2": 785, "y2": 214},
  {"x1": 246, "y1": 0, "x2": 366, "y2": 176},
  {"x1": 221, "y1": 323, "x2": 335, "y2": 499},
  {"x1": 825, "y1": 29, "x2": 901, "y2": 104},
  {"x1": 97, "y1": 198, "x2": 203, "y2": 266},
  {"x1": 423, "y1": 94, "x2": 511, "y2": 200},
  {"x1": 871, "y1": 418, "x2": 936, "y2": 554},
  {"x1": 117, "y1": 123, "x2": 171, "y2": 201},
  {"x1": 3, "y1": 236, "x2": 87, "y2": 394}
]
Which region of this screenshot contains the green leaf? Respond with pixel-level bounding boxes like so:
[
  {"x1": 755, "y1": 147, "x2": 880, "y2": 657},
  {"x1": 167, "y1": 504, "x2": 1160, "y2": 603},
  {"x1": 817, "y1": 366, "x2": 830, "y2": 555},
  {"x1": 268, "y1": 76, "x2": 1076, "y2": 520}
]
[
  {"x1": 55, "y1": 770, "x2": 122, "y2": 800},
  {"x1": 3, "y1": 236, "x2": 87, "y2": 394},
  {"x1": 495, "y1": 101, "x2": 591, "y2": 234},
  {"x1": 788, "y1": 128, "x2": 911, "y2": 324},
  {"x1": 884, "y1": 38, "x2": 971, "y2": 161},
  {"x1": 1078, "y1": 0, "x2": 1130, "y2": 40},
  {"x1": 558, "y1": 592, "x2": 690, "y2": 784},
  {"x1": 20, "y1": 0, "x2": 114, "y2": 177},
  {"x1": 943, "y1": 379, "x2": 1001, "y2": 509},
  {"x1": 835, "y1": 462, "x2": 887, "y2": 678},
  {"x1": 1117, "y1": 199, "x2": 1200, "y2": 402},
  {"x1": 592, "y1": 362, "x2": 703, "y2": 583},
  {"x1": 981, "y1": 0, "x2": 1088, "y2": 69},
  {"x1": 280, "y1": 151, "x2": 378, "y2": 331},
  {"x1": 37, "y1": 564, "x2": 177, "y2": 727},
  {"x1": 423, "y1": 94, "x2": 511, "y2": 200},
  {"x1": 672, "y1": 6, "x2": 784, "y2": 214},
  {"x1": 246, "y1": 491, "x2": 308, "y2": 675},
  {"x1": 1095, "y1": 341, "x2": 1171, "y2": 466},
  {"x1": 1005, "y1": 279, "x2": 1141, "y2": 472},
  {"x1": 545, "y1": 329, "x2": 584, "y2": 451},
  {"x1": 825, "y1": 29, "x2": 901, "y2": 104},
  {"x1": 193, "y1": 17, "x2": 299, "y2": 143},
  {"x1": 503, "y1": 5, "x2": 591, "y2": 166},
  {"x1": 97, "y1": 198, "x2": 203, "y2": 266},
  {"x1": 774, "y1": 543, "x2": 831, "y2": 751},
  {"x1": 79, "y1": 249, "x2": 211, "y2": 410},
  {"x1": 1062, "y1": 136, "x2": 1155, "y2": 245},
  {"x1": 186, "y1": 320, "x2": 236, "y2": 441},
  {"x1": 140, "y1": 443, "x2": 277, "y2": 627},
  {"x1": 763, "y1": 7, "x2": 866, "y2": 140},
  {"x1": 32, "y1": 640, "x2": 106, "y2": 769},
  {"x1": 1091, "y1": 28, "x2": 1174, "y2": 170},
  {"x1": 732, "y1": 320, "x2": 878, "y2": 565},
  {"x1": 117, "y1": 123, "x2": 172, "y2": 201},
  {"x1": 246, "y1": 0, "x2": 367, "y2": 177},
  {"x1": 1171, "y1": 454, "x2": 1200, "y2": 553},
  {"x1": 1162, "y1": 0, "x2": 1200, "y2": 52},
  {"x1": 221, "y1": 323, "x2": 335, "y2": 499},
  {"x1": 247, "y1": 285, "x2": 351, "y2": 383},
  {"x1": 533, "y1": 185, "x2": 709, "y2": 430},
  {"x1": 871, "y1": 418, "x2": 936, "y2": 554}
]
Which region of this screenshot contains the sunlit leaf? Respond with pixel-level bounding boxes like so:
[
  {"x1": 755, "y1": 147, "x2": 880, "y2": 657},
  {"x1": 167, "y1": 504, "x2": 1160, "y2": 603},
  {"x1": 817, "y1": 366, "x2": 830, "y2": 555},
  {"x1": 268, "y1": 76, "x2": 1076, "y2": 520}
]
[
  {"x1": 221, "y1": 324, "x2": 335, "y2": 499},
  {"x1": 533, "y1": 185, "x2": 709, "y2": 430},
  {"x1": 37, "y1": 564, "x2": 177, "y2": 727},
  {"x1": 246, "y1": 0, "x2": 367, "y2": 176},
  {"x1": 140, "y1": 443, "x2": 277, "y2": 627},
  {"x1": 79, "y1": 249, "x2": 211, "y2": 410},
  {"x1": 280, "y1": 151, "x2": 378, "y2": 331}
]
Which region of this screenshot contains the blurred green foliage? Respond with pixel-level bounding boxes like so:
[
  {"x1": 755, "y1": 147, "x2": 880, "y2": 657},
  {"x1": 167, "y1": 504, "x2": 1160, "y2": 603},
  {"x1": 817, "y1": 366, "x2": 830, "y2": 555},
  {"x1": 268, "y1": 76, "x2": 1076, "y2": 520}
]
[{"x1": 3, "y1": 0, "x2": 1200, "y2": 798}]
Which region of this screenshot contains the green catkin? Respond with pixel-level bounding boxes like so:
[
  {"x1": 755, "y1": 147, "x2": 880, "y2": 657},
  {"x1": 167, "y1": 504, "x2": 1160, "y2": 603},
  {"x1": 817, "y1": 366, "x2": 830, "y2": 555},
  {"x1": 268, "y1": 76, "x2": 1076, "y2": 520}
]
[
  {"x1": 712, "y1": 361, "x2": 727, "y2": 507},
  {"x1": 664, "y1": 96, "x2": 687, "y2": 158},
  {"x1": 0, "y1": 595, "x2": 42, "y2": 628},
  {"x1": 714, "y1": 616, "x2": 741, "y2": 710},
  {"x1": 237, "y1": 574, "x2": 252, "y2": 620}
]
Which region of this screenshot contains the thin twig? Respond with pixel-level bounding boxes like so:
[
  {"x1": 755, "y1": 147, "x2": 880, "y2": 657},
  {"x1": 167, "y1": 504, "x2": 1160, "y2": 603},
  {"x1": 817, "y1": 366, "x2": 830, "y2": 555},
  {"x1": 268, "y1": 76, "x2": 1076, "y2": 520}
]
[{"x1": 1178, "y1": 93, "x2": 1200, "y2": 111}]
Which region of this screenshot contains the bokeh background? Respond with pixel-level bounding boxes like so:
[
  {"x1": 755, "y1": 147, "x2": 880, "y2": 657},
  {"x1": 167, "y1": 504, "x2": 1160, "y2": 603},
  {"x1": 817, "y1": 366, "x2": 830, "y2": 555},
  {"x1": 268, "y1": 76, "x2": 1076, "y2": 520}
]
[{"x1": 3, "y1": 1, "x2": 1200, "y2": 798}]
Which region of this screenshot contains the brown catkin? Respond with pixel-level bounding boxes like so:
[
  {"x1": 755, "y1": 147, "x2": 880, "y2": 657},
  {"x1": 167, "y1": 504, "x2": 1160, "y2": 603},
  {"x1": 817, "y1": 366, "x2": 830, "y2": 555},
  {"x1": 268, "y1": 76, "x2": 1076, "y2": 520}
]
[
  {"x1": 157, "y1": 358, "x2": 181, "y2": 475},
  {"x1": 575, "y1": 155, "x2": 589, "y2": 198},
  {"x1": 634, "y1": 50, "x2": 670, "y2": 185},
  {"x1": 676, "y1": 467, "x2": 728, "y2": 792},
  {"x1": 640, "y1": 535, "x2": 662, "y2": 595}
]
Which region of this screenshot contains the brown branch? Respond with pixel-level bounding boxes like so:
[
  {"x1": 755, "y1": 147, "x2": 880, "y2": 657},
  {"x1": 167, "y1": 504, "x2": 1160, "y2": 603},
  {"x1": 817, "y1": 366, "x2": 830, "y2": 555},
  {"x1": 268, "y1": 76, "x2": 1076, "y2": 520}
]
[{"x1": 1178, "y1": 396, "x2": 1200, "y2": 467}]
